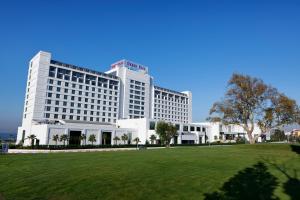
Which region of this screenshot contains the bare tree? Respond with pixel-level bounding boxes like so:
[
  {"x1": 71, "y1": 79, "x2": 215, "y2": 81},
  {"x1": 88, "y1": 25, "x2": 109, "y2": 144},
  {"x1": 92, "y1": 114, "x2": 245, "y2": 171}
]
[{"x1": 209, "y1": 73, "x2": 299, "y2": 144}]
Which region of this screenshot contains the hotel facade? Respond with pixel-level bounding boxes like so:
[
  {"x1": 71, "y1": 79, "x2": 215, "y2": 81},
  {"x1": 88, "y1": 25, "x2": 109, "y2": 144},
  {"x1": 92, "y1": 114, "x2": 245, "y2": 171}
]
[{"x1": 17, "y1": 51, "x2": 260, "y2": 146}]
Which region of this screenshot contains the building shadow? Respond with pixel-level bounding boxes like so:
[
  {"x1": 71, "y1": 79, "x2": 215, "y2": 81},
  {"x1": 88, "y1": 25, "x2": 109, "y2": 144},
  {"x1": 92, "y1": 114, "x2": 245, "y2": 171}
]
[
  {"x1": 204, "y1": 162, "x2": 279, "y2": 200},
  {"x1": 290, "y1": 145, "x2": 300, "y2": 155}
]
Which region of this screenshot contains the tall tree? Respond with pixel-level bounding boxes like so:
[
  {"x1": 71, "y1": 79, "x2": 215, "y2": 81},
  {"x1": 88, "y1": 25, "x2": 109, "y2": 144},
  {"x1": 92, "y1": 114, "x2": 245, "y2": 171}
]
[
  {"x1": 209, "y1": 73, "x2": 299, "y2": 144},
  {"x1": 88, "y1": 134, "x2": 97, "y2": 146},
  {"x1": 52, "y1": 134, "x2": 59, "y2": 146},
  {"x1": 270, "y1": 130, "x2": 286, "y2": 142},
  {"x1": 149, "y1": 134, "x2": 157, "y2": 144},
  {"x1": 60, "y1": 134, "x2": 68, "y2": 146},
  {"x1": 133, "y1": 137, "x2": 140, "y2": 148},
  {"x1": 80, "y1": 133, "x2": 87, "y2": 146},
  {"x1": 26, "y1": 134, "x2": 37, "y2": 148},
  {"x1": 121, "y1": 134, "x2": 128, "y2": 145},
  {"x1": 113, "y1": 136, "x2": 120, "y2": 145},
  {"x1": 258, "y1": 93, "x2": 300, "y2": 137},
  {"x1": 156, "y1": 121, "x2": 178, "y2": 147}
]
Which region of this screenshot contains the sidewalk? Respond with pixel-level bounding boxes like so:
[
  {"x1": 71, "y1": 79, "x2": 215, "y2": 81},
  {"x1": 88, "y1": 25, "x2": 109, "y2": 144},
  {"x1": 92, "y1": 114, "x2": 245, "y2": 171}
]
[{"x1": 8, "y1": 147, "x2": 165, "y2": 154}]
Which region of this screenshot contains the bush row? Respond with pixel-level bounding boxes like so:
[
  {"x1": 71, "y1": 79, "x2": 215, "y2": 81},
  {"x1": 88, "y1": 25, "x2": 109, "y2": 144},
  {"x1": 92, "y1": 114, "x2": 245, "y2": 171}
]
[{"x1": 0, "y1": 142, "x2": 242, "y2": 150}]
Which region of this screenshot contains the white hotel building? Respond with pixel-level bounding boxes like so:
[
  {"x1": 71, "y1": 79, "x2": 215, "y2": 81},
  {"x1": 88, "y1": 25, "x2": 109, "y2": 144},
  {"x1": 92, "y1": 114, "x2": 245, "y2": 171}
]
[{"x1": 17, "y1": 51, "x2": 260, "y2": 146}]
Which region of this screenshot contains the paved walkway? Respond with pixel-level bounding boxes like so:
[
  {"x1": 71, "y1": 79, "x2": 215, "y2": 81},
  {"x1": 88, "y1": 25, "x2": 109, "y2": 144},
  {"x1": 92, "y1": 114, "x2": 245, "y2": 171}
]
[{"x1": 8, "y1": 147, "x2": 165, "y2": 154}]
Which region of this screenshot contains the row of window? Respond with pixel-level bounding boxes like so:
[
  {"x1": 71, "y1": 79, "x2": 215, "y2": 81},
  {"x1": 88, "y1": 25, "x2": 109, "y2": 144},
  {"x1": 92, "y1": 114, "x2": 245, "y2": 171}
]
[
  {"x1": 44, "y1": 113, "x2": 116, "y2": 123},
  {"x1": 129, "y1": 110, "x2": 145, "y2": 115},
  {"x1": 46, "y1": 93, "x2": 118, "y2": 105},
  {"x1": 130, "y1": 80, "x2": 145, "y2": 86},
  {"x1": 46, "y1": 99, "x2": 118, "y2": 111},
  {"x1": 45, "y1": 106, "x2": 117, "y2": 116},
  {"x1": 154, "y1": 111, "x2": 188, "y2": 116},
  {"x1": 154, "y1": 99, "x2": 189, "y2": 105},
  {"x1": 154, "y1": 114, "x2": 188, "y2": 119},
  {"x1": 48, "y1": 79, "x2": 119, "y2": 91},
  {"x1": 49, "y1": 66, "x2": 119, "y2": 87},
  {"x1": 155, "y1": 95, "x2": 188, "y2": 102},
  {"x1": 47, "y1": 89, "x2": 118, "y2": 101}
]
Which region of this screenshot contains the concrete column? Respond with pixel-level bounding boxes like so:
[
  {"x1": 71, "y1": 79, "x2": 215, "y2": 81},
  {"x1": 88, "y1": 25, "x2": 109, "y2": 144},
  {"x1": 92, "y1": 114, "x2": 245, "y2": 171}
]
[
  {"x1": 99, "y1": 130, "x2": 103, "y2": 145},
  {"x1": 65, "y1": 128, "x2": 69, "y2": 145},
  {"x1": 46, "y1": 128, "x2": 50, "y2": 146},
  {"x1": 97, "y1": 130, "x2": 101, "y2": 145}
]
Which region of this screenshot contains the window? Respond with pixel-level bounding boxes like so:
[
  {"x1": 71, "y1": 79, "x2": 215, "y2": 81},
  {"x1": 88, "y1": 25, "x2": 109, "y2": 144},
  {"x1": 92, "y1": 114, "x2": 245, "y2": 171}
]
[
  {"x1": 190, "y1": 126, "x2": 195, "y2": 132},
  {"x1": 183, "y1": 126, "x2": 188, "y2": 132},
  {"x1": 49, "y1": 66, "x2": 56, "y2": 77},
  {"x1": 149, "y1": 122, "x2": 155, "y2": 130}
]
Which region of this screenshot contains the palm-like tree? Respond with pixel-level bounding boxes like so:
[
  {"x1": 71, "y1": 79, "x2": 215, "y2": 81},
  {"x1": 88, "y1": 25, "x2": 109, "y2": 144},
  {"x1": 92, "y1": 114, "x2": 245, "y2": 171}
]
[
  {"x1": 121, "y1": 134, "x2": 129, "y2": 145},
  {"x1": 80, "y1": 133, "x2": 87, "y2": 146},
  {"x1": 26, "y1": 134, "x2": 37, "y2": 148},
  {"x1": 150, "y1": 134, "x2": 157, "y2": 144},
  {"x1": 133, "y1": 137, "x2": 140, "y2": 149},
  {"x1": 113, "y1": 136, "x2": 120, "y2": 145},
  {"x1": 52, "y1": 134, "x2": 59, "y2": 146},
  {"x1": 88, "y1": 134, "x2": 97, "y2": 146},
  {"x1": 60, "y1": 134, "x2": 68, "y2": 146}
]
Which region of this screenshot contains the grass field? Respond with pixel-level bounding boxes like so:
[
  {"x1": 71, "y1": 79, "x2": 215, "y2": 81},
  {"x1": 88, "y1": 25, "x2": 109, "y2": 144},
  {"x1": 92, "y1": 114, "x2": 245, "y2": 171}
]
[{"x1": 0, "y1": 144, "x2": 299, "y2": 200}]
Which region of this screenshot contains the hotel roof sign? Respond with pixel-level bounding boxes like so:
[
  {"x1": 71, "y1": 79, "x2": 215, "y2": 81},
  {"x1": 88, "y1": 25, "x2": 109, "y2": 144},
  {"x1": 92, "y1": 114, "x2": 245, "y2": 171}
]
[{"x1": 111, "y1": 59, "x2": 148, "y2": 74}]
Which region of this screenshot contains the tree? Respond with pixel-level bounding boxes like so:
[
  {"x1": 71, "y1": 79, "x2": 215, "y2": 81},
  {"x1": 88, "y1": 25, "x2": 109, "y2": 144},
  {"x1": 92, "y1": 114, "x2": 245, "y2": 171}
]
[
  {"x1": 133, "y1": 137, "x2": 140, "y2": 148},
  {"x1": 88, "y1": 134, "x2": 97, "y2": 146},
  {"x1": 270, "y1": 129, "x2": 286, "y2": 142},
  {"x1": 121, "y1": 134, "x2": 129, "y2": 145},
  {"x1": 80, "y1": 133, "x2": 87, "y2": 146},
  {"x1": 156, "y1": 121, "x2": 178, "y2": 147},
  {"x1": 113, "y1": 136, "x2": 120, "y2": 145},
  {"x1": 149, "y1": 134, "x2": 157, "y2": 144},
  {"x1": 52, "y1": 134, "x2": 59, "y2": 146},
  {"x1": 26, "y1": 134, "x2": 37, "y2": 148},
  {"x1": 60, "y1": 134, "x2": 68, "y2": 146},
  {"x1": 258, "y1": 93, "x2": 300, "y2": 138},
  {"x1": 209, "y1": 73, "x2": 299, "y2": 144}
]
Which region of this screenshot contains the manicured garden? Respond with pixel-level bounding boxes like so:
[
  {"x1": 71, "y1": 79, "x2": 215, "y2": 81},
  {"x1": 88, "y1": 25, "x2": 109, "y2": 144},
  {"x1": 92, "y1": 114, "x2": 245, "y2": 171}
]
[{"x1": 0, "y1": 144, "x2": 299, "y2": 200}]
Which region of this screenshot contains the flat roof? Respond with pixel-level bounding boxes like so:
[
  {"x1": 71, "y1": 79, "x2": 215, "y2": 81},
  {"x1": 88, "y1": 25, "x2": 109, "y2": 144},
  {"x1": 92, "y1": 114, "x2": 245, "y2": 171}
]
[
  {"x1": 50, "y1": 60, "x2": 119, "y2": 80},
  {"x1": 154, "y1": 86, "x2": 188, "y2": 96}
]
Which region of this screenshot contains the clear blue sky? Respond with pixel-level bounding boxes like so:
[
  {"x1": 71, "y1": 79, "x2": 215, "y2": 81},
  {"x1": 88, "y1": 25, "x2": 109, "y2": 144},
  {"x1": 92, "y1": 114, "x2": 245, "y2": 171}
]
[{"x1": 0, "y1": 0, "x2": 300, "y2": 133}]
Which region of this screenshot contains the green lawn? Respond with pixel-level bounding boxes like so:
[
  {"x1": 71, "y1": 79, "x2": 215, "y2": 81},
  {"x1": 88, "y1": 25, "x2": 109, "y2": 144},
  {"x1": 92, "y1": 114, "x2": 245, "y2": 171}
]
[{"x1": 0, "y1": 144, "x2": 299, "y2": 200}]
